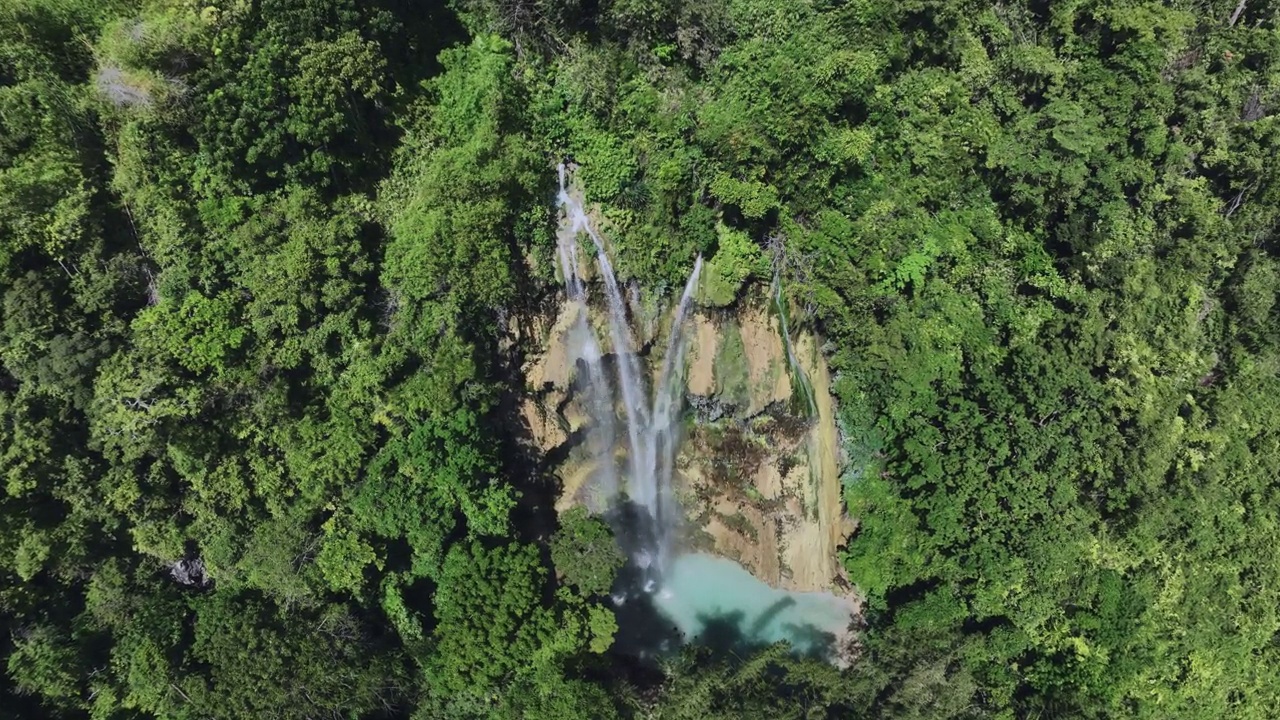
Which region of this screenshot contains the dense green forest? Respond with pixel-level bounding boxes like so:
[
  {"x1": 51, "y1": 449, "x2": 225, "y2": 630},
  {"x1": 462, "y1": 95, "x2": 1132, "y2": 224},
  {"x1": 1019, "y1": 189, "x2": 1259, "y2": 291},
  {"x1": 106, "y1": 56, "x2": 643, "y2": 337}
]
[{"x1": 2, "y1": 0, "x2": 1280, "y2": 717}]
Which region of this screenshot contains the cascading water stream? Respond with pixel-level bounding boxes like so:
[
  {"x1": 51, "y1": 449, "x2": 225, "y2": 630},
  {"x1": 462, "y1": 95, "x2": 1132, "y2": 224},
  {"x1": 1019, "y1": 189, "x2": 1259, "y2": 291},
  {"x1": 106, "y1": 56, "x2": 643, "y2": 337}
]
[
  {"x1": 649, "y1": 257, "x2": 702, "y2": 567},
  {"x1": 555, "y1": 163, "x2": 701, "y2": 580},
  {"x1": 554, "y1": 165, "x2": 857, "y2": 660},
  {"x1": 772, "y1": 267, "x2": 817, "y2": 417}
]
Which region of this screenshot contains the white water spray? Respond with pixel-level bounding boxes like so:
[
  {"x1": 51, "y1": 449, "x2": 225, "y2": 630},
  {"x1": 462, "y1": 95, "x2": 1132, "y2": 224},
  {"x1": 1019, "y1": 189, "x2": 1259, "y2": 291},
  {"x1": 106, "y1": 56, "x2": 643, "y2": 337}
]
[
  {"x1": 555, "y1": 166, "x2": 857, "y2": 660},
  {"x1": 555, "y1": 163, "x2": 702, "y2": 578}
]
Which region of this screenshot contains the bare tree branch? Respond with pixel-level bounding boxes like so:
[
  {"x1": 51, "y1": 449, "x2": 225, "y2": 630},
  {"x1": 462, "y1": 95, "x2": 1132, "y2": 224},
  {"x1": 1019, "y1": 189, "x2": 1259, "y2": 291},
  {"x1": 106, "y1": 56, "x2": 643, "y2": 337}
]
[
  {"x1": 1228, "y1": 0, "x2": 1248, "y2": 27},
  {"x1": 1225, "y1": 189, "x2": 1246, "y2": 217}
]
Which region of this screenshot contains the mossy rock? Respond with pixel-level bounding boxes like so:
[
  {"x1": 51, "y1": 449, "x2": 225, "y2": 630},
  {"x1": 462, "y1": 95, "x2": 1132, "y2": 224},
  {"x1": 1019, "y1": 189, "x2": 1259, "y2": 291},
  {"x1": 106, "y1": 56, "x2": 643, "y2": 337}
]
[
  {"x1": 712, "y1": 322, "x2": 752, "y2": 412},
  {"x1": 694, "y1": 222, "x2": 768, "y2": 308}
]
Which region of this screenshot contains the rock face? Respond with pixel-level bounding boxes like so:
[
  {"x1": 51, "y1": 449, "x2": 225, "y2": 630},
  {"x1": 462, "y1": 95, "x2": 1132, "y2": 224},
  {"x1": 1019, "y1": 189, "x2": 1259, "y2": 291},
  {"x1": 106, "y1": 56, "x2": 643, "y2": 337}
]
[
  {"x1": 519, "y1": 288, "x2": 856, "y2": 599},
  {"x1": 169, "y1": 557, "x2": 211, "y2": 588},
  {"x1": 678, "y1": 306, "x2": 856, "y2": 597}
]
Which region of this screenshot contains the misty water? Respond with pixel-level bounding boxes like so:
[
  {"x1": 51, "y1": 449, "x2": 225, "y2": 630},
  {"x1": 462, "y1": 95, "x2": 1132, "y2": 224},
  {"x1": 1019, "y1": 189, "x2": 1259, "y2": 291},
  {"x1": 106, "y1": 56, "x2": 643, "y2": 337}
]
[
  {"x1": 556, "y1": 165, "x2": 854, "y2": 660},
  {"x1": 652, "y1": 554, "x2": 854, "y2": 654}
]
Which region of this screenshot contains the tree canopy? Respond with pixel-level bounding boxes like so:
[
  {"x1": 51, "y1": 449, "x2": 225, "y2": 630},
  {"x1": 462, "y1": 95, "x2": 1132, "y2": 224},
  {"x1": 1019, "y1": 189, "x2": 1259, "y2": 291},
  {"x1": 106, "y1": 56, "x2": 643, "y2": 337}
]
[{"x1": 3, "y1": 0, "x2": 1280, "y2": 718}]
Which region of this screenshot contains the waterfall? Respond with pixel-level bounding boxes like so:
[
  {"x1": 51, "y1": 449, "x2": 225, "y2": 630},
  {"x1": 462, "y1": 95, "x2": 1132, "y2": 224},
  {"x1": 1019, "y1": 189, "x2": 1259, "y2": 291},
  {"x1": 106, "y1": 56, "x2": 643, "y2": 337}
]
[
  {"x1": 772, "y1": 267, "x2": 817, "y2": 417},
  {"x1": 555, "y1": 163, "x2": 702, "y2": 579},
  {"x1": 554, "y1": 166, "x2": 855, "y2": 662}
]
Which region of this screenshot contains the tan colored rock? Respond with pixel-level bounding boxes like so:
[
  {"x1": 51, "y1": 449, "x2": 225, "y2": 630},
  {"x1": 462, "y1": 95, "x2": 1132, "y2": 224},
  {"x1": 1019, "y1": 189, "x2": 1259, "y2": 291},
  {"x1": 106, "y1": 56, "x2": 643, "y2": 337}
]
[
  {"x1": 704, "y1": 498, "x2": 783, "y2": 583},
  {"x1": 520, "y1": 397, "x2": 568, "y2": 453},
  {"x1": 555, "y1": 455, "x2": 597, "y2": 512},
  {"x1": 686, "y1": 314, "x2": 718, "y2": 397},
  {"x1": 674, "y1": 320, "x2": 856, "y2": 600},
  {"x1": 685, "y1": 304, "x2": 791, "y2": 418},
  {"x1": 532, "y1": 284, "x2": 858, "y2": 608},
  {"x1": 754, "y1": 460, "x2": 784, "y2": 501},
  {"x1": 737, "y1": 305, "x2": 792, "y2": 416},
  {"x1": 524, "y1": 300, "x2": 582, "y2": 391},
  {"x1": 796, "y1": 332, "x2": 848, "y2": 590},
  {"x1": 561, "y1": 396, "x2": 590, "y2": 435}
]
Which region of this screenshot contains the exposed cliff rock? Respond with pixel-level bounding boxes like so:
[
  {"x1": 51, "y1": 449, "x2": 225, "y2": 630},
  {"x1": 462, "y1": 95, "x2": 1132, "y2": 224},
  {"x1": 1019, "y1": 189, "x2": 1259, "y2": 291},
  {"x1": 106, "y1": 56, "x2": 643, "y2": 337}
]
[
  {"x1": 518, "y1": 288, "x2": 857, "y2": 601},
  {"x1": 679, "y1": 305, "x2": 856, "y2": 598}
]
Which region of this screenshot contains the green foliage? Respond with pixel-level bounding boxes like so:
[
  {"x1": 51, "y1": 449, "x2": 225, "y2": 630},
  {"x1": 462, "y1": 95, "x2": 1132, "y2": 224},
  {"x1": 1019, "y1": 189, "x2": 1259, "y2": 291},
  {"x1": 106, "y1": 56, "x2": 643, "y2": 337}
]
[
  {"x1": 654, "y1": 643, "x2": 856, "y2": 719},
  {"x1": 0, "y1": 3, "x2": 600, "y2": 718},
  {"x1": 133, "y1": 291, "x2": 246, "y2": 374},
  {"x1": 191, "y1": 0, "x2": 405, "y2": 193},
  {"x1": 5, "y1": 0, "x2": 1280, "y2": 718},
  {"x1": 185, "y1": 593, "x2": 404, "y2": 719},
  {"x1": 0, "y1": 148, "x2": 92, "y2": 262},
  {"x1": 5, "y1": 624, "x2": 81, "y2": 701},
  {"x1": 316, "y1": 515, "x2": 378, "y2": 594},
  {"x1": 550, "y1": 506, "x2": 624, "y2": 596},
  {"x1": 840, "y1": 473, "x2": 929, "y2": 610},
  {"x1": 696, "y1": 222, "x2": 767, "y2": 308},
  {"x1": 427, "y1": 541, "x2": 557, "y2": 697},
  {"x1": 709, "y1": 173, "x2": 778, "y2": 220},
  {"x1": 383, "y1": 35, "x2": 538, "y2": 311}
]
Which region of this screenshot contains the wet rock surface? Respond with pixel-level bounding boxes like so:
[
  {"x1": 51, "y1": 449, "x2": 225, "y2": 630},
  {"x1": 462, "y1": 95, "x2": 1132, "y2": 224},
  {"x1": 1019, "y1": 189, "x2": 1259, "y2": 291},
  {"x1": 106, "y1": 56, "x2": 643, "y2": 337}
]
[
  {"x1": 519, "y1": 290, "x2": 858, "y2": 605},
  {"x1": 169, "y1": 557, "x2": 211, "y2": 588}
]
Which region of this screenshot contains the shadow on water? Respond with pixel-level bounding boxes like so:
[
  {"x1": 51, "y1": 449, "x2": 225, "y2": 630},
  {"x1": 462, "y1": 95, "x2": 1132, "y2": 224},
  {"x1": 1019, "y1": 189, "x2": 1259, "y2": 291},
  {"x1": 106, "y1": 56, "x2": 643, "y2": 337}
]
[
  {"x1": 690, "y1": 607, "x2": 839, "y2": 661},
  {"x1": 602, "y1": 499, "x2": 684, "y2": 659},
  {"x1": 601, "y1": 499, "x2": 843, "y2": 665},
  {"x1": 614, "y1": 601, "x2": 840, "y2": 664},
  {"x1": 749, "y1": 596, "x2": 798, "y2": 637}
]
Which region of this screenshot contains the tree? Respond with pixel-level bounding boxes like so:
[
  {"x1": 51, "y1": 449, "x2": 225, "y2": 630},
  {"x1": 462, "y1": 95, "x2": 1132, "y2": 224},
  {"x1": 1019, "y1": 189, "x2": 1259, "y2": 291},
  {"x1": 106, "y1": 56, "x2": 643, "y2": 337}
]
[{"x1": 550, "y1": 506, "x2": 624, "y2": 597}]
